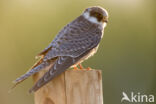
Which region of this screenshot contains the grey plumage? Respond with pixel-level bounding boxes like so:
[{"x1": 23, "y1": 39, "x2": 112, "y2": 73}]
[
  {"x1": 13, "y1": 58, "x2": 56, "y2": 86},
  {"x1": 13, "y1": 6, "x2": 108, "y2": 93},
  {"x1": 29, "y1": 48, "x2": 96, "y2": 93},
  {"x1": 43, "y1": 16, "x2": 102, "y2": 61}
]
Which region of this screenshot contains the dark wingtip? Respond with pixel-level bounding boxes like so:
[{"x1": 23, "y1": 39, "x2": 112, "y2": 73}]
[
  {"x1": 29, "y1": 85, "x2": 37, "y2": 94},
  {"x1": 29, "y1": 88, "x2": 34, "y2": 94}
]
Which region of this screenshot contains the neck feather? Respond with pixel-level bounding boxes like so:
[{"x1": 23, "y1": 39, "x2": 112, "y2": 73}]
[{"x1": 82, "y1": 12, "x2": 106, "y2": 29}]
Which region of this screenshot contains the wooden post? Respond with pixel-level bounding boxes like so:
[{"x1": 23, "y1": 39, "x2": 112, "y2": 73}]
[{"x1": 33, "y1": 70, "x2": 103, "y2": 104}]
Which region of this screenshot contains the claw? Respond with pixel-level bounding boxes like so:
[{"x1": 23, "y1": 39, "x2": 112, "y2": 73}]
[
  {"x1": 86, "y1": 67, "x2": 91, "y2": 70},
  {"x1": 73, "y1": 66, "x2": 78, "y2": 70},
  {"x1": 79, "y1": 64, "x2": 84, "y2": 69}
]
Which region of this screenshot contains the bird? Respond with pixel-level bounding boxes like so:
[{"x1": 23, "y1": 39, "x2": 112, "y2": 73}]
[{"x1": 13, "y1": 6, "x2": 109, "y2": 93}]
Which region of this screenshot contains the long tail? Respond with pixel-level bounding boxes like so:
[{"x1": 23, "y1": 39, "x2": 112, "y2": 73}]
[
  {"x1": 12, "y1": 59, "x2": 54, "y2": 89},
  {"x1": 29, "y1": 48, "x2": 93, "y2": 93},
  {"x1": 29, "y1": 56, "x2": 75, "y2": 93}
]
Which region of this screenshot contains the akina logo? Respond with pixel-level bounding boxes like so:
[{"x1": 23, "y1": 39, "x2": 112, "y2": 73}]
[{"x1": 121, "y1": 92, "x2": 154, "y2": 103}]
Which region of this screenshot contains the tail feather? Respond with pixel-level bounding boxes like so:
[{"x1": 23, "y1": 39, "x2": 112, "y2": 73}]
[
  {"x1": 13, "y1": 59, "x2": 53, "y2": 86},
  {"x1": 29, "y1": 56, "x2": 74, "y2": 93},
  {"x1": 14, "y1": 63, "x2": 47, "y2": 83},
  {"x1": 29, "y1": 48, "x2": 93, "y2": 93}
]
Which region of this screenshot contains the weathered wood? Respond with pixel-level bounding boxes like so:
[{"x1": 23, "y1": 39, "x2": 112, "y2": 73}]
[
  {"x1": 33, "y1": 69, "x2": 66, "y2": 104},
  {"x1": 33, "y1": 69, "x2": 103, "y2": 104}
]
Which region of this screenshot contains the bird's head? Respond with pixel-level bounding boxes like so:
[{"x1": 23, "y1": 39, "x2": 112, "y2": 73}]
[{"x1": 83, "y1": 6, "x2": 108, "y2": 28}]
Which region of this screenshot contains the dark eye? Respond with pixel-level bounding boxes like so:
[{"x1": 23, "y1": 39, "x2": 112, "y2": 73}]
[{"x1": 90, "y1": 12, "x2": 103, "y2": 22}]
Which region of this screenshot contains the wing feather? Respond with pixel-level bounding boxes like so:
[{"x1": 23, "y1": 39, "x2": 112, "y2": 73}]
[{"x1": 43, "y1": 16, "x2": 102, "y2": 61}]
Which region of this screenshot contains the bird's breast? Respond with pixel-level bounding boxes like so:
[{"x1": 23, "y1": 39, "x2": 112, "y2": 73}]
[{"x1": 71, "y1": 45, "x2": 99, "y2": 67}]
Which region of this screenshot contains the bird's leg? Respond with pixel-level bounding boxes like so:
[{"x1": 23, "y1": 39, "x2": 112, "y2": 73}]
[
  {"x1": 78, "y1": 63, "x2": 84, "y2": 69},
  {"x1": 86, "y1": 67, "x2": 91, "y2": 70},
  {"x1": 73, "y1": 66, "x2": 79, "y2": 70}
]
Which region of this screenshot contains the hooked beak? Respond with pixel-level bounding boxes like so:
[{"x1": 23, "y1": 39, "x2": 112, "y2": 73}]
[{"x1": 103, "y1": 17, "x2": 108, "y2": 23}]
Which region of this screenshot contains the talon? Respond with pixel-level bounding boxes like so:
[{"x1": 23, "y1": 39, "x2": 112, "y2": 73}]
[
  {"x1": 73, "y1": 66, "x2": 78, "y2": 70},
  {"x1": 86, "y1": 67, "x2": 91, "y2": 70},
  {"x1": 79, "y1": 64, "x2": 84, "y2": 69}
]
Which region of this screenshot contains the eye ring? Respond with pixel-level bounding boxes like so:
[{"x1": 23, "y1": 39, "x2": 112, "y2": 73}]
[{"x1": 90, "y1": 11, "x2": 103, "y2": 22}]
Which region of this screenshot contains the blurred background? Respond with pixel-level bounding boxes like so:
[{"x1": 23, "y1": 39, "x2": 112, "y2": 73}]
[{"x1": 0, "y1": 0, "x2": 155, "y2": 104}]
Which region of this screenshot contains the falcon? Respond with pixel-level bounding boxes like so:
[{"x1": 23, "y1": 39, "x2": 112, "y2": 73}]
[{"x1": 13, "y1": 6, "x2": 109, "y2": 93}]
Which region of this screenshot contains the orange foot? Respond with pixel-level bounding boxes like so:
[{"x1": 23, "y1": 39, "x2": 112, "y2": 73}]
[
  {"x1": 86, "y1": 67, "x2": 91, "y2": 70},
  {"x1": 78, "y1": 64, "x2": 84, "y2": 70},
  {"x1": 73, "y1": 66, "x2": 78, "y2": 70}
]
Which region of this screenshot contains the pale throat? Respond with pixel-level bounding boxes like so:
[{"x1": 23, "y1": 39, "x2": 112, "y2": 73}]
[{"x1": 83, "y1": 12, "x2": 107, "y2": 28}]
